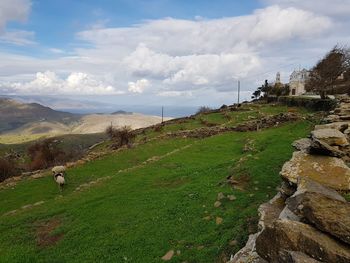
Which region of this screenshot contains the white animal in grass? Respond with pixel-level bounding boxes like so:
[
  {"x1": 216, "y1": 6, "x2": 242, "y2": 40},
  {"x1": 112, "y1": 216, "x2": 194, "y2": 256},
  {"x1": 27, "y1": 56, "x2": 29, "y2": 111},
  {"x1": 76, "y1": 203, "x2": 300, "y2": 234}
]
[{"x1": 52, "y1": 166, "x2": 66, "y2": 190}]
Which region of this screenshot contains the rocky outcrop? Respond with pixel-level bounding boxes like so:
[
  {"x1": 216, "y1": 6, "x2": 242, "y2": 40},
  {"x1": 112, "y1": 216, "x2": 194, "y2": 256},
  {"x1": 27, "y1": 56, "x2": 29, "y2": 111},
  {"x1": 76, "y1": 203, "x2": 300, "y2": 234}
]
[{"x1": 230, "y1": 97, "x2": 350, "y2": 263}]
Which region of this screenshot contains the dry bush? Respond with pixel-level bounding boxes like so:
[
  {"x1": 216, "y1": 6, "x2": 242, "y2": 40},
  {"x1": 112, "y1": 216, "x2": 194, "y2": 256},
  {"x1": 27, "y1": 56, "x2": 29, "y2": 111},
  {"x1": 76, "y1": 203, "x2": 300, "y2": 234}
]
[
  {"x1": 153, "y1": 124, "x2": 163, "y2": 132},
  {"x1": 196, "y1": 106, "x2": 212, "y2": 114},
  {"x1": 105, "y1": 125, "x2": 136, "y2": 148},
  {"x1": 0, "y1": 158, "x2": 18, "y2": 182},
  {"x1": 27, "y1": 138, "x2": 69, "y2": 171}
]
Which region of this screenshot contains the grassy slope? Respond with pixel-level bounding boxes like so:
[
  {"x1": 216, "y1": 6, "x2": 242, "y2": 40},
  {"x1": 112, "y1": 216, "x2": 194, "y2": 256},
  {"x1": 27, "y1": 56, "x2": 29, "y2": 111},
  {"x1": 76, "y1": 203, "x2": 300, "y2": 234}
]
[{"x1": 0, "y1": 105, "x2": 315, "y2": 263}]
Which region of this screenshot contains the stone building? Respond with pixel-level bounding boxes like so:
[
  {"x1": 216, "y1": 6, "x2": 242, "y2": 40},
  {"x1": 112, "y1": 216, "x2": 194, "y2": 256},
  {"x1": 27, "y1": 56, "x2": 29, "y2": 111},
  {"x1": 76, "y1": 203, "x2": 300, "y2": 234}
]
[{"x1": 289, "y1": 69, "x2": 309, "y2": 96}]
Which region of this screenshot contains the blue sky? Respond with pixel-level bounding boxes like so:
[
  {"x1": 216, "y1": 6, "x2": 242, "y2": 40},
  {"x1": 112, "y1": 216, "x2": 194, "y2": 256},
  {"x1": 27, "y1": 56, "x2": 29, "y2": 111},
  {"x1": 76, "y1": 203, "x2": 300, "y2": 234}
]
[
  {"x1": 0, "y1": 0, "x2": 350, "y2": 109},
  {"x1": 6, "y1": 0, "x2": 262, "y2": 55}
]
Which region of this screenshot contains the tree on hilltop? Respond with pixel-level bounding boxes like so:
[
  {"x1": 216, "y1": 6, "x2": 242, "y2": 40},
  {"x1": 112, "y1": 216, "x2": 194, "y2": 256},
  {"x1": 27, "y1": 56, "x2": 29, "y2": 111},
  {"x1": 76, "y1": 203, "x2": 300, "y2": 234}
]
[{"x1": 306, "y1": 45, "x2": 350, "y2": 99}]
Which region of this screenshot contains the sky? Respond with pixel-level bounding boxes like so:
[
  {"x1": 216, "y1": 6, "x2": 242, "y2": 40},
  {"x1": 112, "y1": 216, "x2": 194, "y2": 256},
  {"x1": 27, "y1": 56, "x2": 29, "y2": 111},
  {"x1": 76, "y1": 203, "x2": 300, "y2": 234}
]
[{"x1": 0, "y1": 0, "x2": 350, "y2": 109}]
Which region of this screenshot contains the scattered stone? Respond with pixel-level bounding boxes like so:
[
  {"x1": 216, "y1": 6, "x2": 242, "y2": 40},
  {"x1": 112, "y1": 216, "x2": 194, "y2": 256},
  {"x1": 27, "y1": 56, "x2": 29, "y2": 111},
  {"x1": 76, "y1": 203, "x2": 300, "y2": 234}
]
[
  {"x1": 216, "y1": 217, "x2": 223, "y2": 225},
  {"x1": 280, "y1": 151, "x2": 350, "y2": 190},
  {"x1": 33, "y1": 201, "x2": 45, "y2": 206},
  {"x1": 229, "y1": 240, "x2": 238, "y2": 246},
  {"x1": 214, "y1": 201, "x2": 222, "y2": 208},
  {"x1": 292, "y1": 138, "x2": 312, "y2": 152},
  {"x1": 217, "y1": 192, "x2": 225, "y2": 200},
  {"x1": 256, "y1": 220, "x2": 350, "y2": 263},
  {"x1": 311, "y1": 128, "x2": 349, "y2": 146},
  {"x1": 227, "y1": 195, "x2": 236, "y2": 201},
  {"x1": 203, "y1": 216, "x2": 211, "y2": 221},
  {"x1": 176, "y1": 250, "x2": 181, "y2": 255},
  {"x1": 21, "y1": 204, "x2": 33, "y2": 210},
  {"x1": 161, "y1": 250, "x2": 174, "y2": 261},
  {"x1": 197, "y1": 245, "x2": 205, "y2": 250}
]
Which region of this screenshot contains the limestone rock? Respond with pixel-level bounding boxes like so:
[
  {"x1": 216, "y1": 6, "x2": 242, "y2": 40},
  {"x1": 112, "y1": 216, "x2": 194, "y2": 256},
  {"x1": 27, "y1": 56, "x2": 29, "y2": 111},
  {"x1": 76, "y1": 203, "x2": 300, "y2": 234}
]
[
  {"x1": 229, "y1": 233, "x2": 267, "y2": 263},
  {"x1": 255, "y1": 220, "x2": 350, "y2": 263},
  {"x1": 216, "y1": 217, "x2": 223, "y2": 225},
  {"x1": 294, "y1": 177, "x2": 346, "y2": 202},
  {"x1": 324, "y1": 114, "x2": 340, "y2": 123},
  {"x1": 309, "y1": 138, "x2": 345, "y2": 157},
  {"x1": 292, "y1": 138, "x2": 311, "y2": 152},
  {"x1": 311, "y1": 128, "x2": 349, "y2": 146},
  {"x1": 314, "y1": 122, "x2": 349, "y2": 132},
  {"x1": 258, "y1": 193, "x2": 285, "y2": 230},
  {"x1": 161, "y1": 250, "x2": 174, "y2": 261},
  {"x1": 277, "y1": 250, "x2": 322, "y2": 263},
  {"x1": 278, "y1": 206, "x2": 300, "y2": 222},
  {"x1": 279, "y1": 180, "x2": 296, "y2": 197},
  {"x1": 217, "y1": 192, "x2": 225, "y2": 200},
  {"x1": 214, "y1": 201, "x2": 222, "y2": 208},
  {"x1": 287, "y1": 192, "x2": 350, "y2": 245},
  {"x1": 280, "y1": 151, "x2": 350, "y2": 190}
]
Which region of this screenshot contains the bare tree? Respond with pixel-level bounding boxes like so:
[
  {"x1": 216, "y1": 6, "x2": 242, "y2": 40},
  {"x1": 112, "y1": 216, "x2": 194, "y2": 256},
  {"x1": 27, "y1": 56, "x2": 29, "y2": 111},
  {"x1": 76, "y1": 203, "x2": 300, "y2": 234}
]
[{"x1": 306, "y1": 45, "x2": 350, "y2": 99}]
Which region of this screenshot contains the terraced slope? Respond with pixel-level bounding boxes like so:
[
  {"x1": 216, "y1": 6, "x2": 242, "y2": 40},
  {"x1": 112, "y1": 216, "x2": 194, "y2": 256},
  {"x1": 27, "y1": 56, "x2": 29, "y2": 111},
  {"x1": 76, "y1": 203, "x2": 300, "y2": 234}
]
[{"x1": 0, "y1": 104, "x2": 316, "y2": 263}]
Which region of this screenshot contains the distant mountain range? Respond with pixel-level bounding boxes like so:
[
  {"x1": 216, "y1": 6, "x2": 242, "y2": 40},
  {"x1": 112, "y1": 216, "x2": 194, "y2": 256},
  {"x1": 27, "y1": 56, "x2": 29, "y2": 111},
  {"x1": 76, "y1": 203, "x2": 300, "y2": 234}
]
[{"x1": 0, "y1": 98, "x2": 169, "y2": 136}]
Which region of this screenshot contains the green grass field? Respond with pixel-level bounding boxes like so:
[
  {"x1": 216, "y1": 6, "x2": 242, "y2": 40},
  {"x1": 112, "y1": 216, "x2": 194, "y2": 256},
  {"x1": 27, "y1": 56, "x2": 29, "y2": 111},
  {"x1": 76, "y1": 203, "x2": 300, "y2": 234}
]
[{"x1": 0, "y1": 104, "x2": 316, "y2": 263}]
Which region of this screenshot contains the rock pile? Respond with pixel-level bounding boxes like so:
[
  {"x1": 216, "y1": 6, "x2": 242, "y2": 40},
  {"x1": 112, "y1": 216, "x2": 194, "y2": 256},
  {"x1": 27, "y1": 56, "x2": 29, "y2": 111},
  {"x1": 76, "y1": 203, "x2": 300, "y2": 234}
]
[{"x1": 230, "y1": 98, "x2": 350, "y2": 263}]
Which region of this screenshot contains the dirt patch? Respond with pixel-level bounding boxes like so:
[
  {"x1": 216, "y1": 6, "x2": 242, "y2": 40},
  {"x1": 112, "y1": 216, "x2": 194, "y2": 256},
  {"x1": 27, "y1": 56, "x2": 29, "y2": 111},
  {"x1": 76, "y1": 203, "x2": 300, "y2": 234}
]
[
  {"x1": 226, "y1": 171, "x2": 251, "y2": 191},
  {"x1": 35, "y1": 218, "x2": 63, "y2": 247}
]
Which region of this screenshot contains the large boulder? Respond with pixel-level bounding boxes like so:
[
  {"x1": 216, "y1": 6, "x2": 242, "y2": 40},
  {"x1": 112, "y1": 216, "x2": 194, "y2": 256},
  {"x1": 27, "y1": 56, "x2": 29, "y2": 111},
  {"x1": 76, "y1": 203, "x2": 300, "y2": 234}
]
[
  {"x1": 311, "y1": 128, "x2": 349, "y2": 147},
  {"x1": 280, "y1": 151, "x2": 350, "y2": 190},
  {"x1": 256, "y1": 219, "x2": 350, "y2": 263},
  {"x1": 287, "y1": 192, "x2": 350, "y2": 245}
]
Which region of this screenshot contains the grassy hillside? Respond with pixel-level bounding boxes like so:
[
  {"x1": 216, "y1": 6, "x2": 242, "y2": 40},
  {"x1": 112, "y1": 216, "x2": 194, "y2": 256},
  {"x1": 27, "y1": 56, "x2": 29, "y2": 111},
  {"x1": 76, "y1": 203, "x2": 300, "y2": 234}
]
[{"x1": 0, "y1": 104, "x2": 316, "y2": 263}]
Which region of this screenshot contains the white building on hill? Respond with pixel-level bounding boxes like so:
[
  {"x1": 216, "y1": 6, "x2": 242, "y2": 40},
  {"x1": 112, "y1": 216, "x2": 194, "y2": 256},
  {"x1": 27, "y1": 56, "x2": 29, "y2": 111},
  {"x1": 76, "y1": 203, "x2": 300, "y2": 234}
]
[{"x1": 289, "y1": 69, "x2": 309, "y2": 96}]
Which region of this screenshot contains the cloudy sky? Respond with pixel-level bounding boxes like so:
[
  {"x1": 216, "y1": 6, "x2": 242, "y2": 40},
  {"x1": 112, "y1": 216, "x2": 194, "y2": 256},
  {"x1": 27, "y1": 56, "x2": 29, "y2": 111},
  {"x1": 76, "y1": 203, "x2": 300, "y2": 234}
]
[{"x1": 0, "y1": 0, "x2": 349, "y2": 108}]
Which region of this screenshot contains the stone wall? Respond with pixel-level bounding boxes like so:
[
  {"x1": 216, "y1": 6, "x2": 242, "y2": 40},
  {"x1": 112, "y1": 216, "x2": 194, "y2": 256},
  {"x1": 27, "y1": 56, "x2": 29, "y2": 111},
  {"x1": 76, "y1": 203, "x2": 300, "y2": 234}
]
[{"x1": 230, "y1": 98, "x2": 350, "y2": 263}]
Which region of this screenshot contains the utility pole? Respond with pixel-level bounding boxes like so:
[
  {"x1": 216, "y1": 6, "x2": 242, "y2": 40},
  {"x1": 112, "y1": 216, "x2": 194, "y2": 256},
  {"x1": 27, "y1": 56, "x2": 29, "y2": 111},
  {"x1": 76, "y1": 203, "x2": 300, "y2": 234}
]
[
  {"x1": 161, "y1": 106, "x2": 164, "y2": 123},
  {"x1": 237, "y1": 80, "x2": 240, "y2": 104}
]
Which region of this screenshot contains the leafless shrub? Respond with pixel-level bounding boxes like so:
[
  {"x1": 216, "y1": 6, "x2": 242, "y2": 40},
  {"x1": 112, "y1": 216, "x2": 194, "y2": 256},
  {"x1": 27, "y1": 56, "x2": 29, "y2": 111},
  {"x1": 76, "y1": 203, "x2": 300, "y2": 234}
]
[{"x1": 105, "y1": 125, "x2": 136, "y2": 148}]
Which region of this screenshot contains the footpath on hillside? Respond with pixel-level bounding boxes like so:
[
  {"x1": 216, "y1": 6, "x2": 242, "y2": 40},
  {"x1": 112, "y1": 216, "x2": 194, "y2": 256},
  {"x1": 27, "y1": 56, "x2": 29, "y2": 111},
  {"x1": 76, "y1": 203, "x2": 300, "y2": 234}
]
[{"x1": 231, "y1": 98, "x2": 350, "y2": 262}]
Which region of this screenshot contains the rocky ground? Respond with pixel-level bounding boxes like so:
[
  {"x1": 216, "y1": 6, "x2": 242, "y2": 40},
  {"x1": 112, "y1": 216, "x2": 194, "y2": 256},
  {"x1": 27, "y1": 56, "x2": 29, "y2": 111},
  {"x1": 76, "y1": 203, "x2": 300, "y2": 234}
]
[{"x1": 230, "y1": 97, "x2": 350, "y2": 263}]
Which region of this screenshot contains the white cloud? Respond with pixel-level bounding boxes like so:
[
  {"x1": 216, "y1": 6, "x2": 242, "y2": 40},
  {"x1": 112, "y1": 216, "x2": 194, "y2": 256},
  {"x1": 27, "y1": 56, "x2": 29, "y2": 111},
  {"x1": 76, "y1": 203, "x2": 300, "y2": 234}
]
[
  {"x1": 157, "y1": 90, "x2": 193, "y2": 97},
  {"x1": 0, "y1": 30, "x2": 35, "y2": 45},
  {"x1": 49, "y1": 48, "x2": 65, "y2": 54},
  {"x1": 0, "y1": 0, "x2": 33, "y2": 45},
  {"x1": 128, "y1": 78, "x2": 150, "y2": 93},
  {"x1": 0, "y1": 71, "x2": 122, "y2": 95},
  {"x1": 0, "y1": 3, "x2": 345, "y2": 103},
  {"x1": 0, "y1": 0, "x2": 31, "y2": 32},
  {"x1": 262, "y1": 0, "x2": 350, "y2": 16}
]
